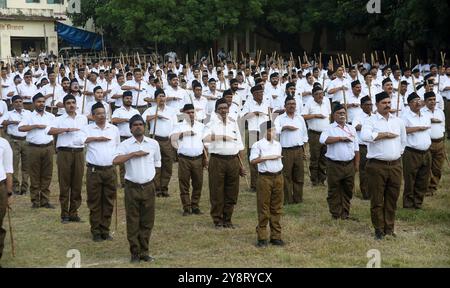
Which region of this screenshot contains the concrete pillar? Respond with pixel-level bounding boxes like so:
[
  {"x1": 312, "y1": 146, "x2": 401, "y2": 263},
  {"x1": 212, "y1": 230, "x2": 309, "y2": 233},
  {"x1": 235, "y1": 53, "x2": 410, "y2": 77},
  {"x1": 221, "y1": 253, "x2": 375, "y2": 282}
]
[{"x1": 0, "y1": 31, "x2": 11, "y2": 60}]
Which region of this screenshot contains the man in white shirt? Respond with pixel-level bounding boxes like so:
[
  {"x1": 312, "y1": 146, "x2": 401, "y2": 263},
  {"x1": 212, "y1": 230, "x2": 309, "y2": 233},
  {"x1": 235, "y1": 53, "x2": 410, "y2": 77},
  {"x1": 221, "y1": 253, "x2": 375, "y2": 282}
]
[
  {"x1": 170, "y1": 104, "x2": 207, "y2": 216},
  {"x1": 328, "y1": 66, "x2": 350, "y2": 106},
  {"x1": 438, "y1": 65, "x2": 450, "y2": 137},
  {"x1": 164, "y1": 73, "x2": 189, "y2": 116},
  {"x1": 203, "y1": 78, "x2": 220, "y2": 122},
  {"x1": 250, "y1": 121, "x2": 284, "y2": 247},
  {"x1": 241, "y1": 85, "x2": 270, "y2": 191},
  {"x1": 78, "y1": 102, "x2": 120, "y2": 242},
  {"x1": 18, "y1": 93, "x2": 56, "y2": 209},
  {"x1": 274, "y1": 96, "x2": 308, "y2": 204},
  {"x1": 48, "y1": 95, "x2": 88, "y2": 223},
  {"x1": 111, "y1": 91, "x2": 140, "y2": 186},
  {"x1": 302, "y1": 86, "x2": 331, "y2": 186},
  {"x1": 352, "y1": 96, "x2": 372, "y2": 200},
  {"x1": 2, "y1": 96, "x2": 30, "y2": 195},
  {"x1": 17, "y1": 71, "x2": 38, "y2": 111},
  {"x1": 361, "y1": 91, "x2": 407, "y2": 240},
  {"x1": 121, "y1": 68, "x2": 151, "y2": 114},
  {"x1": 0, "y1": 133, "x2": 13, "y2": 266},
  {"x1": 142, "y1": 89, "x2": 177, "y2": 197},
  {"x1": 113, "y1": 114, "x2": 161, "y2": 263},
  {"x1": 188, "y1": 82, "x2": 208, "y2": 122},
  {"x1": 343, "y1": 80, "x2": 363, "y2": 124},
  {"x1": 421, "y1": 92, "x2": 446, "y2": 195},
  {"x1": 264, "y1": 73, "x2": 283, "y2": 105},
  {"x1": 41, "y1": 69, "x2": 64, "y2": 115},
  {"x1": 320, "y1": 104, "x2": 359, "y2": 220},
  {"x1": 203, "y1": 97, "x2": 246, "y2": 228},
  {"x1": 401, "y1": 92, "x2": 431, "y2": 210}
]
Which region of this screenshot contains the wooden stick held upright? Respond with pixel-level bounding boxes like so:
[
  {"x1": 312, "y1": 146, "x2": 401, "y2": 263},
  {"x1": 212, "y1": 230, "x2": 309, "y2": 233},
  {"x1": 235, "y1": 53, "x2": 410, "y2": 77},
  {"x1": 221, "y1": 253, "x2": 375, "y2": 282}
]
[{"x1": 7, "y1": 206, "x2": 15, "y2": 257}]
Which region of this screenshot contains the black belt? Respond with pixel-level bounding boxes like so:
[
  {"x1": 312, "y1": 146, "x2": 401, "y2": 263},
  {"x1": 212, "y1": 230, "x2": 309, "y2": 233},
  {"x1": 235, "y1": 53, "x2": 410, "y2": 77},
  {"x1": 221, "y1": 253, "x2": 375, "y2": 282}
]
[
  {"x1": 210, "y1": 153, "x2": 237, "y2": 160},
  {"x1": 405, "y1": 146, "x2": 429, "y2": 154},
  {"x1": 10, "y1": 135, "x2": 26, "y2": 141},
  {"x1": 87, "y1": 163, "x2": 114, "y2": 170},
  {"x1": 179, "y1": 154, "x2": 203, "y2": 160},
  {"x1": 431, "y1": 137, "x2": 444, "y2": 143},
  {"x1": 326, "y1": 158, "x2": 353, "y2": 166},
  {"x1": 154, "y1": 136, "x2": 169, "y2": 141},
  {"x1": 28, "y1": 141, "x2": 53, "y2": 147},
  {"x1": 309, "y1": 130, "x2": 322, "y2": 135},
  {"x1": 259, "y1": 171, "x2": 282, "y2": 176},
  {"x1": 125, "y1": 179, "x2": 154, "y2": 188},
  {"x1": 282, "y1": 145, "x2": 303, "y2": 150},
  {"x1": 369, "y1": 158, "x2": 401, "y2": 166},
  {"x1": 58, "y1": 147, "x2": 84, "y2": 152},
  {"x1": 120, "y1": 136, "x2": 131, "y2": 141},
  {"x1": 359, "y1": 144, "x2": 367, "y2": 147}
]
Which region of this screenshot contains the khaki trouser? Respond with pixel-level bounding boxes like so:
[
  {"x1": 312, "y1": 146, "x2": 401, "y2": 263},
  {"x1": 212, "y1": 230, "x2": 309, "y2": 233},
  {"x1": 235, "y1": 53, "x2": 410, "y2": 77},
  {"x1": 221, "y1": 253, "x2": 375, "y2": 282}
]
[
  {"x1": 281, "y1": 147, "x2": 304, "y2": 204},
  {"x1": 10, "y1": 137, "x2": 29, "y2": 194},
  {"x1": 366, "y1": 159, "x2": 402, "y2": 234},
  {"x1": 246, "y1": 130, "x2": 259, "y2": 190},
  {"x1": 0, "y1": 181, "x2": 6, "y2": 260},
  {"x1": 124, "y1": 180, "x2": 155, "y2": 257},
  {"x1": 256, "y1": 173, "x2": 284, "y2": 241},
  {"x1": 57, "y1": 149, "x2": 85, "y2": 218},
  {"x1": 28, "y1": 143, "x2": 54, "y2": 206},
  {"x1": 326, "y1": 159, "x2": 355, "y2": 219},
  {"x1": 359, "y1": 145, "x2": 369, "y2": 199},
  {"x1": 178, "y1": 155, "x2": 203, "y2": 210},
  {"x1": 402, "y1": 147, "x2": 431, "y2": 209},
  {"x1": 308, "y1": 130, "x2": 327, "y2": 185},
  {"x1": 154, "y1": 137, "x2": 174, "y2": 194},
  {"x1": 86, "y1": 165, "x2": 117, "y2": 237},
  {"x1": 208, "y1": 154, "x2": 240, "y2": 225},
  {"x1": 428, "y1": 139, "x2": 445, "y2": 193},
  {"x1": 445, "y1": 99, "x2": 450, "y2": 136}
]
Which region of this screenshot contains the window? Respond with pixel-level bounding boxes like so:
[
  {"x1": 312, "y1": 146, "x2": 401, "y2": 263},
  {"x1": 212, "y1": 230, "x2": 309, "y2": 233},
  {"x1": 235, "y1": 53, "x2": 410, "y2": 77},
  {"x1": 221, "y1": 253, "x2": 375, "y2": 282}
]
[
  {"x1": 0, "y1": 0, "x2": 6, "y2": 8},
  {"x1": 26, "y1": 0, "x2": 40, "y2": 3},
  {"x1": 47, "y1": 0, "x2": 64, "y2": 3}
]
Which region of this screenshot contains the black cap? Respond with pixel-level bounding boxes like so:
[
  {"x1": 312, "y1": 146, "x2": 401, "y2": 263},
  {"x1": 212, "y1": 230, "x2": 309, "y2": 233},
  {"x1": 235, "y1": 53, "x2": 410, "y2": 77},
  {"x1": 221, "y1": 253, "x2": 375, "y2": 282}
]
[
  {"x1": 407, "y1": 92, "x2": 420, "y2": 103},
  {"x1": 270, "y1": 72, "x2": 279, "y2": 79},
  {"x1": 93, "y1": 86, "x2": 102, "y2": 93},
  {"x1": 63, "y1": 94, "x2": 76, "y2": 104},
  {"x1": 250, "y1": 85, "x2": 263, "y2": 94},
  {"x1": 182, "y1": 104, "x2": 195, "y2": 112},
  {"x1": 351, "y1": 80, "x2": 361, "y2": 88},
  {"x1": 312, "y1": 86, "x2": 323, "y2": 94},
  {"x1": 424, "y1": 91, "x2": 435, "y2": 100},
  {"x1": 123, "y1": 91, "x2": 133, "y2": 97},
  {"x1": 154, "y1": 88, "x2": 165, "y2": 98},
  {"x1": 285, "y1": 82, "x2": 295, "y2": 89},
  {"x1": 375, "y1": 92, "x2": 389, "y2": 103},
  {"x1": 91, "y1": 102, "x2": 105, "y2": 113},
  {"x1": 11, "y1": 95, "x2": 22, "y2": 103},
  {"x1": 223, "y1": 89, "x2": 233, "y2": 97},
  {"x1": 229, "y1": 78, "x2": 238, "y2": 85},
  {"x1": 215, "y1": 97, "x2": 227, "y2": 111},
  {"x1": 32, "y1": 92, "x2": 45, "y2": 102},
  {"x1": 382, "y1": 78, "x2": 392, "y2": 86},
  {"x1": 332, "y1": 103, "x2": 346, "y2": 114},
  {"x1": 360, "y1": 96, "x2": 371, "y2": 105}
]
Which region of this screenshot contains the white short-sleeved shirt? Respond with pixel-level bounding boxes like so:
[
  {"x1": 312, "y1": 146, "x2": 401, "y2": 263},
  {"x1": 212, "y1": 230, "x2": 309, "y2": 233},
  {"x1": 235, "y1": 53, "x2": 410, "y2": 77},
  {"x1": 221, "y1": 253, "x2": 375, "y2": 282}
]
[
  {"x1": 401, "y1": 109, "x2": 432, "y2": 151},
  {"x1": 249, "y1": 138, "x2": 283, "y2": 173},
  {"x1": 123, "y1": 80, "x2": 150, "y2": 107},
  {"x1": 78, "y1": 122, "x2": 120, "y2": 166},
  {"x1": 54, "y1": 113, "x2": 88, "y2": 148},
  {"x1": 0, "y1": 137, "x2": 13, "y2": 181},
  {"x1": 319, "y1": 122, "x2": 359, "y2": 161},
  {"x1": 142, "y1": 105, "x2": 177, "y2": 138},
  {"x1": 360, "y1": 113, "x2": 407, "y2": 161},
  {"x1": 4, "y1": 109, "x2": 31, "y2": 137},
  {"x1": 170, "y1": 120, "x2": 205, "y2": 157},
  {"x1": 274, "y1": 112, "x2": 308, "y2": 148},
  {"x1": 421, "y1": 107, "x2": 445, "y2": 140},
  {"x1": 18, "y1": 110, "x2": 55, "y2": 144},
  {"x1": 116, "y1": 136, "x2": 161, "y2": 184},
  {"x1": 301, "y1": 98, "x2": 331, "y2": 132},
  {"x1": 203, "y1": 118, "x2": 244, "y2": 155},
  {"x1": 241, "y1": 98, "x2": 270, "y2": 132},
  {"x1": 111, "y1": 106, "x2": 140, "y2": 137}
]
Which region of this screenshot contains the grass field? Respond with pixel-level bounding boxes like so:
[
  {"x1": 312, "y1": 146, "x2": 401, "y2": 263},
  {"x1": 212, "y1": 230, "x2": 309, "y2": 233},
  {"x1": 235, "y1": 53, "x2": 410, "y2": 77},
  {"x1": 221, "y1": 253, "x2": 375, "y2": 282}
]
[{"x1": 1, "y1": 143, "x2": 450, "y2": 268}]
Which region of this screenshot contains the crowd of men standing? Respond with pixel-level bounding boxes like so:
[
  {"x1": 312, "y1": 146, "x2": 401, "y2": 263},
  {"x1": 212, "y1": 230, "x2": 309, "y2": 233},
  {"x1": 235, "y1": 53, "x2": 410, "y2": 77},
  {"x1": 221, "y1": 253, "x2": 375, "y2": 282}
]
[{"x1": 0, "y1": 52, "x2": 449, "y2": 264}]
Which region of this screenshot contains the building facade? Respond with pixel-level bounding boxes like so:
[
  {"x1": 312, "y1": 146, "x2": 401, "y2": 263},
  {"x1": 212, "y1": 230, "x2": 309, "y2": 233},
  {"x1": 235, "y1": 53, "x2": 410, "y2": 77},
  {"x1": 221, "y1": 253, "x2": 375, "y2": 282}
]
[{"x1": 0, "y1": 0, "x2": 76, "y2": 60}]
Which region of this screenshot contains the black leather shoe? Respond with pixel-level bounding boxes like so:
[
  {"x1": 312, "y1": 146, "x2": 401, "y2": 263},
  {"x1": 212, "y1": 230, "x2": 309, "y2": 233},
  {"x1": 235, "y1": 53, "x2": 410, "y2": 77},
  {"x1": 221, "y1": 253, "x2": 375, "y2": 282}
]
[
  {"x1": 191, "y1": 208, "x2": 203, "y2": 215},
  {"x1": 101, "y1": 234, "x2": 113, "y2": 241},
  {"x1": 270, "y1": 239, "x2": 285, "y2": 246},
  {"x1": 43, "y1": 203, "x2": 55, "y2": 209},
  {"x1": 214, "y1": 223, "x2": 223, "y2": 229},
  {"x1": 93, "y1": 235, "x2": 103, "y2": 242},
  {"x1": 130, "y1": 255, "x2": 140, "y2": 263},
  {"x1": 374, "y1": 230, "x2": 384, "y2": 240},
  {"x1": 182, "y1": 209, "x2": 191, "y2": 216},
  {"x1": 61, "y1": 217, "x2": 70, "y2": 224},
  {"x1": 256, "y1": 240, "x2": 268, "y2": 248},
  {"x1": 140, "y1": 255, "x2": 155, "y2": 262},
  {"x1": 69, "y1": 216, "x2": 83, "y2": 223}
]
